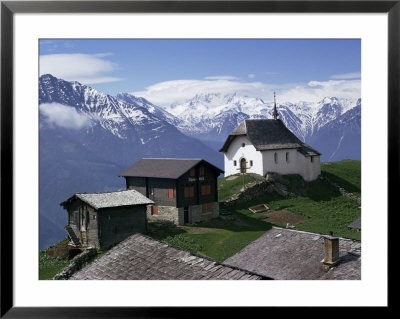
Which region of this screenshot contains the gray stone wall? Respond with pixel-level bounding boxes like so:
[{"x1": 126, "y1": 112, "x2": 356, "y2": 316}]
[
  {"x1": 147, "y1": 205, "x2": 180, "y2": 224},
  {"x1": 189, "y1": 202, "x2": 219, "y2": 224},
  {"x1": 147, "y1": 203, "x2": 219, "y2": 225}
]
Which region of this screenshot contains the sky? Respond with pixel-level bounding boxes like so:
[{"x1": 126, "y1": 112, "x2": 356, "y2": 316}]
[{"x1": 39, "y1": 39, "x2": 361, "y2": 105}]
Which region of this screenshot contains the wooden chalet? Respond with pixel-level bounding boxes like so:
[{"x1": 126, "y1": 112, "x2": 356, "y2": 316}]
[
  {"x1": 118, "y1": 158, "x2": 224, "y2": 225},
  {"x1": 60, "y1": 189, "x2": 153, "y2": 249}
]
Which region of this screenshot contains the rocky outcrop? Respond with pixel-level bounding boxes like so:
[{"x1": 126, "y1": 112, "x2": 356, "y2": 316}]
[{"x1": 223, "y1": 173, "x2": 295, "y2": 207}]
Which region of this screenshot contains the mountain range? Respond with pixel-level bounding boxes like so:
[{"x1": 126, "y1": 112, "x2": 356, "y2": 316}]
[{"x1": 39, "y1": 74, "x2": 361, "y2": 249}]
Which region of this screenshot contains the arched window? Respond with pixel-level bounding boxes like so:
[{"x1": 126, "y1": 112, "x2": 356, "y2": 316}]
[{"x1": 274, "y1": 152, "x2": 278, "y2": 164}]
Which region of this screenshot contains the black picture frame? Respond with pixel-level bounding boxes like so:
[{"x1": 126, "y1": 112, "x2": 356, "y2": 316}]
[{"x1": 1, "y1": 0, "x2": 395, "y2": 317}]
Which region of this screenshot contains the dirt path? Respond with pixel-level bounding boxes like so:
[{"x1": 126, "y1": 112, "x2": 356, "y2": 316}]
[{"x1": 262, "y1": 209, "x2": 308, "y2": 225}]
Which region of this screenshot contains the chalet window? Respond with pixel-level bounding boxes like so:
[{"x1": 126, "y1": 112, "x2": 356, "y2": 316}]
[
  {"x1": 274, "y1": 152, "x2": 278, "y2": 164},
  {"x1": 234, "y1": 160, "x2": 237, "y2": 166},
  {"x1": 201, "y1": 184, "x2": 211, "y2": 195},
  {"x1": 286, "y1": 152, "x2": 289, "y2": 163},
  {"x1": 242, "y1": 143, "x2": 245, "y2": 147},
  {"x1": 152, "y1": 206, "x2": 158, "y2": 215},
  {"x1": 189, "y1": 168, "x2": 196, "y2": 177},
  {"x1": 184, "y1": 186, "x2": 195, "y2": 198},
  {"x1": 168, "y1": 188, "x2": 175, "y2": 199},
  {"x1": 311, "y1": 156, "x2": 314, "y2": 163},
  {"x1": 199, "y1": 166, "x2": 205, "y2": 176},
  {"x1": 250, "y1": 160, "x2": 253, "y2": 166},
  {"x1": 202, "y1": 203, "x2": 212, "y2": 213}
]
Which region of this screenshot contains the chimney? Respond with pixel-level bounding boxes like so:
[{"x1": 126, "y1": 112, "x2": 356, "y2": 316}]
[{"x1": 322, "y1": 231, "x2": 340, "y2": 266}]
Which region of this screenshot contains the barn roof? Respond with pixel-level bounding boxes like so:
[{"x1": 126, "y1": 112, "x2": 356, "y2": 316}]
[
  {"x1": 118, "y1": 158, "x2": 224, "y2": 179},
  {"x1": 70, "y1": 233, "x2": 269, "y2": 280},
  {"x1": 219, "y1": 119, "x2": 321, "y2": 156},
  {"x1": 348, "y1": 217, "x2": 361, "y2": 230},
  {"x1": 60, "y1": 189, "x2": 154, "y2": 210},
  {"x1": 223, "y1": 227, "x2": 361, "y2": 280}
]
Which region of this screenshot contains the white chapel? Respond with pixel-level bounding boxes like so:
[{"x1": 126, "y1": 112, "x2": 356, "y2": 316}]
[{"x1": 219, "y1": 94, "x2": 321, "y2": 181}]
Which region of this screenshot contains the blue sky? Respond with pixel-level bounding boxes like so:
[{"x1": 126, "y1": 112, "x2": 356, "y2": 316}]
[{"x1": 39, "y1": 39, "x2": 361, "y2": 105}]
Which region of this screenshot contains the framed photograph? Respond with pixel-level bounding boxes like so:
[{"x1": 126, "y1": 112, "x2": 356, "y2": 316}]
[{"x1": 1, "y1": 0, "x2": 396, "y2": 316}]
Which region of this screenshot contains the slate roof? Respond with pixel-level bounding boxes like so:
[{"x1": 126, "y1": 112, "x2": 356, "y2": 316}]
[
  {"x1": 70, "y1": 233, "x2": 269, "y2": 280},
  {"x1": 219, "y1": 119, "x2": 321, "y2": 156},
  {"x1": 223, "y1": 227, "x2": 361, "y2": 280},
  {"x1": 118, "y1": 158, "x2": 224, "y2": 179},
  {"x1": 348, "y1": 217, "x2": 361, "y2": 230},
  {"x1": 60, "y1": 189, "x2": 154, "y2": 210}
]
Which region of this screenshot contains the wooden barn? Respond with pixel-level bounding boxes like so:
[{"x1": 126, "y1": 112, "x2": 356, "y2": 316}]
[
  {"x1": 118, "y1": 158, "x2": 224, "y2": 225},
  {"x1": 60, "y1": 189, "x2": 154, "y2": 249}
]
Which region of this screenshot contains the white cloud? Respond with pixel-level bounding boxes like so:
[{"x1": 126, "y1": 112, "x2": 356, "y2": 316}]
[
  {"x1": 40, "y1": 103, "x2": 91, "y2": 130},
  {"x1": 132, "y1": 77, "x2": 360, "y2": 106},
  {"x1": 203, "y1": 75, "x2": 239, "y2": 81},
  {"x1": 248, "y1": 74, "x2": 256, "y2": 79},
  {"x1": 39, "y1": 53, "x2": 122, "y2": 84},
  {"x1": 330, "y1": 72, "x2": 361, "y2": 80},
  {"x1": 279, "y1": 79, "x2": 361, "y2": 102}
]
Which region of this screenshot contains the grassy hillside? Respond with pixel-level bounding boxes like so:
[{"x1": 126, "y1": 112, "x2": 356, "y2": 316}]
[
  {"x1": 320, "y1": 159, "x2": 361, "y2": 196},
  {"x1": 149, "y1": 160, "x2": 361, "y2": 262},
  {"x1": 41, "y1": 160, "x2": 361, "y2": 271},
  {"x1": 218, "y1": 160, "x2": 361, "y2": 239},
  {"x1": 39, "y1": 238, "x2": 70, "y2": 280}
]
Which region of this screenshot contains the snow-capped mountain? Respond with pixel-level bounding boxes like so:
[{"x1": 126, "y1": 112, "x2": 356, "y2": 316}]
[
  {"x1": 38, "y1": 74, "x2": 360, "y2": 249},
  {"x1": 115, "y1": 92, "x2": 182, "y2": 127},
  {"x1": 308, "y1": 101, "x2": 361, "y2": 161},
  {"x1": 39, "y1": 74, "x2": 222, "y2": 250},
  {"x1": 159, "y1": 92, "x2": 361, "y2": 161},
  {"x1": 162, "y1": 92, "x2": 359, "y2": 140}
]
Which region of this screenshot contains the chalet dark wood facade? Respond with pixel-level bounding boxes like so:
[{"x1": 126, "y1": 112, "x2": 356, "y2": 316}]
[
  {"x1": 60, "y1": 190, "x2": 153, "y2": 249},
  {"x1": 119, "y1": 158, "x2": 224, "y2": 225}
]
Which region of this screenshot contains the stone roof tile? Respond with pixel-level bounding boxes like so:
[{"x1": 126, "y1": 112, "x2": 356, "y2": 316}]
[
  {"x1": 70, "y1": 233, "x2": 269, "y2": 280},
  {"x1": 60, "y1": 189, "x2": 153, "y2": 209},
  {"x1": 223, "y1": 227, "x2": 361, "y2": 280}
]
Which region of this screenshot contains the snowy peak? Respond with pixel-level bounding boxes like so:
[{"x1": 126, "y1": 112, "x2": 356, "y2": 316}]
[
  {"x1": 115, "y1": 92, "x2": 181, "y2": 126},
  {"x1": 39, "y1": 74, "x2": 170, "y2": 140},
  {"x1": 158, "y1": 91, "x2": 360, "y2": 143}
]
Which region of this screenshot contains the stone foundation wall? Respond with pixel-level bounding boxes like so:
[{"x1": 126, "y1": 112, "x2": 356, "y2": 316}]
[
  {"x1": 147, "y1": 203, "x2": 219, "y2": 225},
  {"x1": 189, "y1": 202, "x2": 219, "y2": 224},
  {"x1": 147, "y1": 205, "x2": 179, "y2": 224}
]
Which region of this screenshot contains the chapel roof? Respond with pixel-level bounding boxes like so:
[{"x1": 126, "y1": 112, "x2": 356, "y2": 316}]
[{"x1": 219, "y1": 119, "x2": 321, "y2": 156}]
